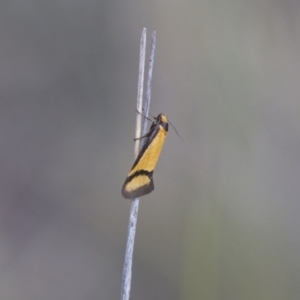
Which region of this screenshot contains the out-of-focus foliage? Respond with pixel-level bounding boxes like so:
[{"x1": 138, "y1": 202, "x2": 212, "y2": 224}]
[{"x1": 0, "y1": 1, "x2": 299, "y2": 299}]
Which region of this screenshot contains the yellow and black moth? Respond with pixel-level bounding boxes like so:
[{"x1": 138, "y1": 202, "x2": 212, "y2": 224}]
[{"x1": 121, "y1": 113, "x2": 169, "y2": 199}]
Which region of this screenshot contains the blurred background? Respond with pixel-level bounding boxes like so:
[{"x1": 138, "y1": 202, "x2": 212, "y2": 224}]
[{"x1": 1, "y1": 1, "x2": 300, "y2": 299}]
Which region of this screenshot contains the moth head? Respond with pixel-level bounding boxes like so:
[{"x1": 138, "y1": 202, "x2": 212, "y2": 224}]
[{"x1": 157, "y1": 113, "x2": 168, "y2": 124}]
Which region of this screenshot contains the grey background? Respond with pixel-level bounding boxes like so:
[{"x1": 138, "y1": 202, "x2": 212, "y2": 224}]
[{"x1": 1, "y1": 1, "x2": 300, "y2": 299}]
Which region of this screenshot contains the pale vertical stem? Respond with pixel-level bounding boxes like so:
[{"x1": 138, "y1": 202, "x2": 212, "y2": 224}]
[
  {"x1": 143, "y1": 31, "x2": 156, "y2": 135},
  {"x1": 120, "y1": 28, "x2": 146, "y2": 300},
  {"x1": 121, "y1": 28, "x2": 157, "y2": 300},
  {"x1": 134, "y1": 28, "x2": 147, "y2": 155}
]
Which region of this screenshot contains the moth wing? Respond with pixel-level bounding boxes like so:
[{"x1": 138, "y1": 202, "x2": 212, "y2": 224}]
[{"x1": 122, "y1": 173, "x2": 154, "y2": 199}]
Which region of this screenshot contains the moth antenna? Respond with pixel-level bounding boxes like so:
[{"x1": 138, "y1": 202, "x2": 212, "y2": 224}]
[
  {"x1": 169, "y1": 119, "x2": 184, "y2": 140},
  {"x1": 136, "y1": 108, "x2": 152, "y2": 122},
  {"x1": 148, "y1": 112, "x2": 155, "y2": 119}
]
